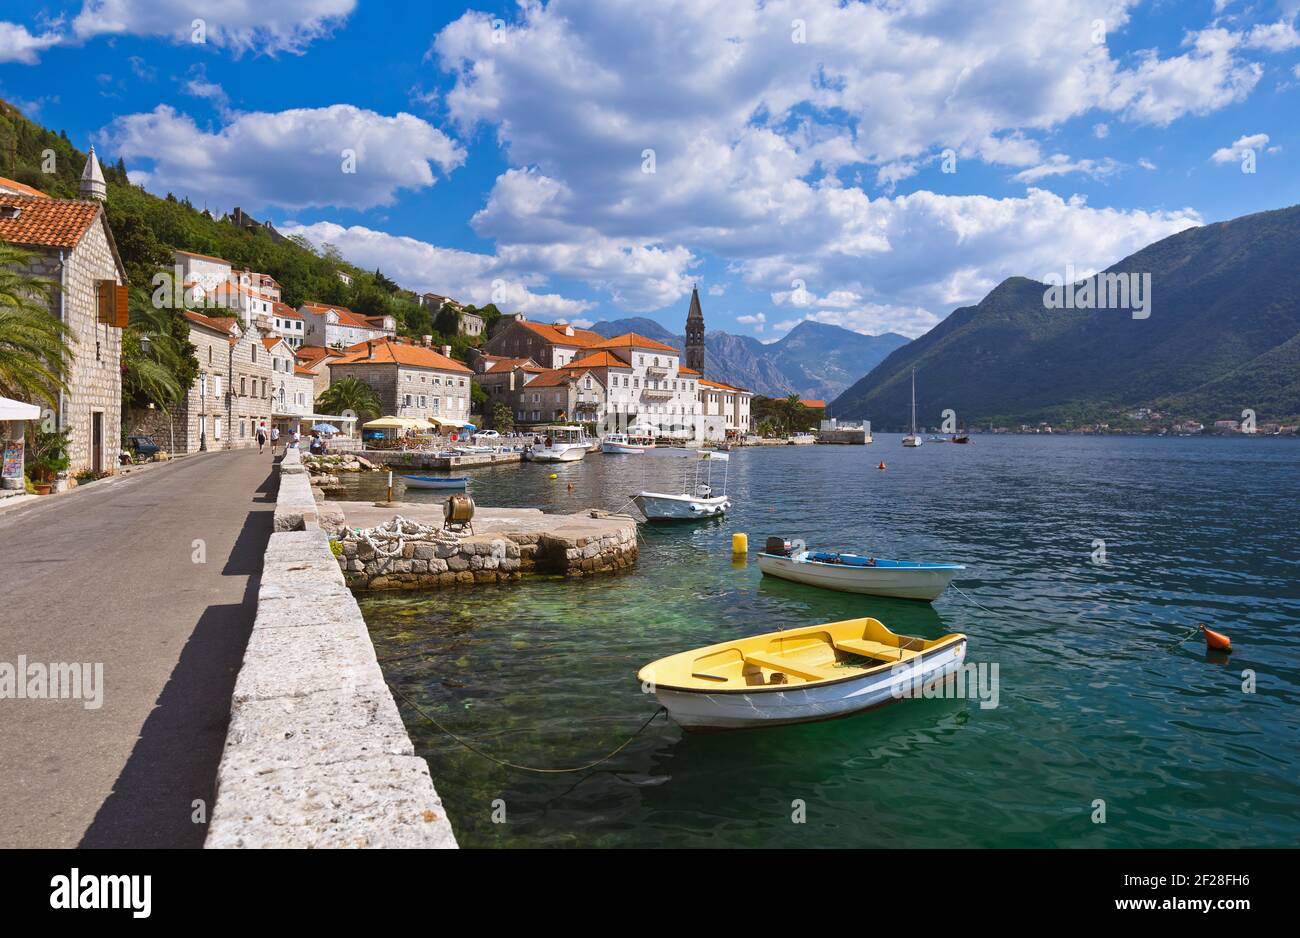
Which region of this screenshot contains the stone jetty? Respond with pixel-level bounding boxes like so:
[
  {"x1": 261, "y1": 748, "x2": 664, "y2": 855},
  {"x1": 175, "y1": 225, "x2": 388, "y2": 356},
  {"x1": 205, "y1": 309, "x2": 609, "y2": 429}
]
[{"x1": 321, "y1": 500, "x2": 638, "y2": 590}]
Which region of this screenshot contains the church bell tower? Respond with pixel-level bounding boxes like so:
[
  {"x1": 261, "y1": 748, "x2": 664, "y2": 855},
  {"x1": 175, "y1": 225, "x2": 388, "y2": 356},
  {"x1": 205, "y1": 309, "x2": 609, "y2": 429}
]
[{"x1": 685, "y1": 283, "x2": 705, "y2": 375}]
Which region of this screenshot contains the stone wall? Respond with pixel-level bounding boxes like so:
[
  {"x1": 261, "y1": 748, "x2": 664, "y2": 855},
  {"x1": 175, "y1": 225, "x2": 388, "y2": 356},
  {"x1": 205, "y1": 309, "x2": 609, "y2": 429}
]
[{"x1": 206, "y1": 447, "x2": 456, "y2": 848}]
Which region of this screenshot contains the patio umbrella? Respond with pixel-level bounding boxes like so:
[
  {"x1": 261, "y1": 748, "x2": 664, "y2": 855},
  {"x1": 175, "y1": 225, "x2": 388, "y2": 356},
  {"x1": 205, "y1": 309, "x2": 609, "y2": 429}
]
[{"x1": 312, "y1": 423, "x2": 340, "y2": 433}]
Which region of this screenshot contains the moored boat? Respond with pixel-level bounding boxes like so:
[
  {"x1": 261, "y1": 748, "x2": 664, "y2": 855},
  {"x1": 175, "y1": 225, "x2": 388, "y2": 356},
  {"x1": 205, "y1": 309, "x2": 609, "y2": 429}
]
[
  {"x1": 633, "y1": 449, "x2": 732, "y2": 521},
  {"x1": 638, "y1": 616, "x2": 968, "y2": 731},
  {"x1": 524, "y1": 425, "x2": 589, "y2": 462},
  {"x1": 902, "y1": 368, "x2": 923, "y2": 447},
  {"x1": 402, "y1": 475, "x2": 469, "y2": 489},
  {"x1": 602, "y1": 433, "x2": 646, "y2": 454},
  {"x1": 757, "y1": 539, "x2": 963, "y2": 602}
]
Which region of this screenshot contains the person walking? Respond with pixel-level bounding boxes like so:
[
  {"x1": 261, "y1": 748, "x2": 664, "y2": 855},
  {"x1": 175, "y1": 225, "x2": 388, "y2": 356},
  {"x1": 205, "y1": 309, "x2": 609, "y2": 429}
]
[
  {"x1": 270, "y1": 426, "x2": 280, "y2": 454},
  {"x1": 256, "y1": 423, "x2": 267, "y2": 454},
  {"x1": 291, "y1": 429, "x2": 301, "y2": 449}
]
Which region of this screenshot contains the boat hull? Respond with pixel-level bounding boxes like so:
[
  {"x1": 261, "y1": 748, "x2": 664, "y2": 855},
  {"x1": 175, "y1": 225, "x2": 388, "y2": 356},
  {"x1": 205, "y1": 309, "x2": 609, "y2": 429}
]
[
  {"x1": 633, "y1": 491, "x2": 730, "y2": 521},
  {"x1": 653, "y1": 639, "x2": 967, "y2": 731},
  {"x1": 757, "y1": 553, "x2": 961, "y2": 601},
  {"x1": 527, "y1": 445, "x2": 586, "y2": 462},
  {"x1": 602, "y1": 442, "x2": 646, "y2": 454},
  {"x1": 402, "y1": 476, "x2": 468, "y2": 489}
]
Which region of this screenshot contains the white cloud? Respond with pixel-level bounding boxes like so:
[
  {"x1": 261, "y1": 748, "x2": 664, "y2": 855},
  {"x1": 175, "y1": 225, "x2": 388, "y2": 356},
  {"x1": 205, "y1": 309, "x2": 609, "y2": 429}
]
[
  {"x1": 1093, "y1": 123, "x2": 1110, "y2": 138},
  {"x1": 0, "y1": 21, "x2": 61, "y2": 64},
  {"x1": 736, "y1": 312, "x2": 766, "y2": 331},
  {"x1": 707, "y1": 284, "x2": 726, "y2": 296},
  {"x1": 1211, "y1": 133, "x2": 1269, "y2": 163},
  {"x1": 101, "y1": 104, "x2": 465, "y2": 211},
  {"x1": 72, "y1": 0, "x2": 355, "y2": 55},
  {"x1": 1138, "y1": 157, "x2": 1157, "y2": 170},
  {"x1": 1241, "y1": 20, "x2": 1300, "y2": 52},
  {"x1": 279, "y1": 220, "x2": 592, "y2": 318},
  {"x1": 422, "y1": 0, "x2": 1222, "y2": 324},
  {"x1": 1012, "y1": 155, "x2": 1122, "y2": 183}
]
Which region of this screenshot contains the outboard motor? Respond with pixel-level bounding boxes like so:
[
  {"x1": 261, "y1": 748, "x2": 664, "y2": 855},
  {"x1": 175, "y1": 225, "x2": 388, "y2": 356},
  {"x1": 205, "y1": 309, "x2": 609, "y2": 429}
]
[{"x1": 765, "y1": 536, "x2": 793, "y2": 556}]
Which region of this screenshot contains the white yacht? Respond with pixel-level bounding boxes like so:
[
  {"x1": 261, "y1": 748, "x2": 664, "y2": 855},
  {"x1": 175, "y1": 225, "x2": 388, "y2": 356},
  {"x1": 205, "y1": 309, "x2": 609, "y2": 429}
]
[
  {"x1": 525, "y1": 426, "x2": 588, "y2": 463},
  {"x1": 601, "y1": 433, "x2": 646, "y2": 455},
  {"x1": 633, "y1": 450, "x2": 732, "y2": 521}
]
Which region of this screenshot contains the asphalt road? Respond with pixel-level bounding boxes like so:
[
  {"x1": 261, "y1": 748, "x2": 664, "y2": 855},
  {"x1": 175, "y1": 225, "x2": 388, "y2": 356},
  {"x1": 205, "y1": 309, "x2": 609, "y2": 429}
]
[{"x1": 0, "y1": 448, "x2": 277, "y2": 848}]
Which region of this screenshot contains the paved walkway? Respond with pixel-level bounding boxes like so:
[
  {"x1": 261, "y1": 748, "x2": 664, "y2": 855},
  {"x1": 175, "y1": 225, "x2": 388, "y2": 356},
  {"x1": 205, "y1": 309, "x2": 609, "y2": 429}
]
[{"x1": 0, "y1": 449, "x2": 277, "y2": 848}]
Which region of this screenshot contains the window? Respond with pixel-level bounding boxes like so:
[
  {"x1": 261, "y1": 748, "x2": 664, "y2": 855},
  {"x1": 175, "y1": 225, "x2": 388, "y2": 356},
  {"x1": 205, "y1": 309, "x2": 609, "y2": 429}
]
[
  {"x1": 240, "y1": 377, "x2": 247, "y2": 396},
  {"x1": 403, "y1": 394, "x2": 412, "y2": 407},
  {"x1": 214, "y1": 418, "x2": 222, "y2": 440},
  {"x1": 419, "y1": 395, "x2": 427, "y2": 407},
  {"x1": 252, "y1": 346, "x2": 257, "y2": 363},
  {"x1": 214, "y1": 375, "x2": 222, "y2": 398},
  {"x1": 240, "y1": 421, "x2": 246, "y2": 438}
]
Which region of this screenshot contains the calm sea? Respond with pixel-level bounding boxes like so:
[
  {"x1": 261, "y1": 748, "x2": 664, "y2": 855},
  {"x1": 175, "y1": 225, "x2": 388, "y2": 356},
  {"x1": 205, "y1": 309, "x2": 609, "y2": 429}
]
[{"x1": 331, "y1": 434, "x2": 1300, "y2": 847}]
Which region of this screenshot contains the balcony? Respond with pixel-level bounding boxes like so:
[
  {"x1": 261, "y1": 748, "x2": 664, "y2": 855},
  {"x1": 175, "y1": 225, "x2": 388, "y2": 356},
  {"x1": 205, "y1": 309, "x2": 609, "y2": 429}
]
[
  {"x1": 644, "y1": 363, "x2": 670, "y2": 377},
  {"x1": 640, "y1": 386, "x2": 673, "y2": 399}
]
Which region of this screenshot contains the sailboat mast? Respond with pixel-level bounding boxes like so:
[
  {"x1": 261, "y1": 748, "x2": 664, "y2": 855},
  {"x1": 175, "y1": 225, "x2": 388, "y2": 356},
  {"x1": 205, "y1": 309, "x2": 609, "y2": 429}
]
[{"x1": 911, "y1": 368, "x2": 917, "y2": 435}]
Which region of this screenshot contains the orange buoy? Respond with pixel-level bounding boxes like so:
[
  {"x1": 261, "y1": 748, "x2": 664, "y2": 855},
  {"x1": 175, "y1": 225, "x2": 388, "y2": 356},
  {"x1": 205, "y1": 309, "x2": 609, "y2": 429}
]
[
  {"x1": 1200, "y1": 624, "x2": 1232, "y2": 652},
  {"x1": 877, "y1": 461, "x2": 887, "y2": 470}
]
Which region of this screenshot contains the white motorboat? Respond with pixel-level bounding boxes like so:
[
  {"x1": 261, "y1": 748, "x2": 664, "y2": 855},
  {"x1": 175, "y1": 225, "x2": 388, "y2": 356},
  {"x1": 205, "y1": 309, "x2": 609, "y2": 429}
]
[
  {"x1": 525, "y1": 425, "x2": 588, "y2": 463},
  {"x1": 902, "y1": 368, "x2": 923, "y2": 447},
  {"x1": 757, "y1": 540, "x2": 964, "y2": 602},
  {"x1": 602, "y1": 433, "x2": 646, "y2": 455},
  {"x1": 638, "y1": 616, "x2": 968, "y2": 731},
  {"x1": 633, "y1": 449, "x2": 731, "y2": 521}
]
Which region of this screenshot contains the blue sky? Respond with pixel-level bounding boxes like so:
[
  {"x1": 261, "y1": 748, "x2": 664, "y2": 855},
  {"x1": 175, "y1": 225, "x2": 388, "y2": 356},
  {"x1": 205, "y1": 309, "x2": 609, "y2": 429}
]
[{"x1": 2, "y1": 0, "x2": 1298, "y2": 340}]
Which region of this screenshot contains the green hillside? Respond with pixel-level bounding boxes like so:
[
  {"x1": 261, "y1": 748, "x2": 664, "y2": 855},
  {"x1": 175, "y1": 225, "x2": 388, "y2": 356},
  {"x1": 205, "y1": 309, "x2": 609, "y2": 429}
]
[{"x1": 830, "y1": 204, "x2": 1300, "y2": 428}]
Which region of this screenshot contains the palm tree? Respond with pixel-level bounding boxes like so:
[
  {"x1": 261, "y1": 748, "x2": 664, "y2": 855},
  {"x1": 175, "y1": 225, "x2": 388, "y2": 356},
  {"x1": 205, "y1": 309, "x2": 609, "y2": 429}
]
[
  {"x1": 0, "y1": 244, "x2": 72, "y2": 405},
  {"x1": 124, "y1": 294, "x2": 190, "y2": 408},
  {"x1": 317, "y1": 377, "x2": 381, "y2": 421}
]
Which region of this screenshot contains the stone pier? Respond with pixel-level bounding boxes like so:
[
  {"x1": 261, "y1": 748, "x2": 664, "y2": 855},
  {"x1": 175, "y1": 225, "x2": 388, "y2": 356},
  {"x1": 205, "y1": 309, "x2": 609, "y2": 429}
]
[{"x1": 322, "y1": 500, "x2": 638, "y2": 591}]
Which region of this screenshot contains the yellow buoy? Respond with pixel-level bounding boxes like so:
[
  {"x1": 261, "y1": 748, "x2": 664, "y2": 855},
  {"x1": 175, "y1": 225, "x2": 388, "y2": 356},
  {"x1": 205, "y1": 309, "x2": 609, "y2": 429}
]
[
  {"x1": 549, "y1": 473, "x2": 558, "y2": 480},
  {"x1": 732, "y1": 532, "x2": 748, "y2": 554}
]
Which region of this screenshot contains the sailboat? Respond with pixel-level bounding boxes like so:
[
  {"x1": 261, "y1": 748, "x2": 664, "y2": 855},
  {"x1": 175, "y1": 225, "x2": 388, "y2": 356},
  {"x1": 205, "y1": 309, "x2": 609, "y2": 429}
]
[{"x1": 902, "y1": 368, "x2": 922, "y2": 447}]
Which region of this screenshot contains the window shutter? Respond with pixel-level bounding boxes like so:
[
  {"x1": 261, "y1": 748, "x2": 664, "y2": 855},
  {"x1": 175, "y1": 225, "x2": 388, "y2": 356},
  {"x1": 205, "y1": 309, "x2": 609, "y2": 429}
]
[
  {"x1": 97, "y1": 280, "x2": 114, "y2": 324},
  {"x1": 114, "y1": 284, "x2": 130, "y2": 328}
]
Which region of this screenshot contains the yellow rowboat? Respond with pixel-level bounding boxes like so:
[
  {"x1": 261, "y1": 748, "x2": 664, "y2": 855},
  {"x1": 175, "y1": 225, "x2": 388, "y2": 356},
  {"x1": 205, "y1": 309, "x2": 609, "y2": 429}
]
[{"x1": 638, "y1": 617, "x2": 967, "y2": 731}]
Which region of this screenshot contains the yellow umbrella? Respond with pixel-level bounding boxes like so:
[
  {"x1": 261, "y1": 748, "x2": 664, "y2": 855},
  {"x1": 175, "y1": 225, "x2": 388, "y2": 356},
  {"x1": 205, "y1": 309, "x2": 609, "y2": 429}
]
[{"x1": 363, "y1": 416, "x2": 410, "y2": 429}]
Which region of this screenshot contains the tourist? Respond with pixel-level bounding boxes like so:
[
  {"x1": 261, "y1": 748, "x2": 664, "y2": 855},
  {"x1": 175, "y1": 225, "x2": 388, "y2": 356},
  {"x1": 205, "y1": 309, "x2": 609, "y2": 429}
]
[
  {"x1": 256, "y1": 423, "x2": 267, "y2": 454},
  {"x1": 270, "y1": 426, "x2": 280, "y2": 454},
  {"x1": 291, "y1": 429, "x2": 301, "y2": 449}
]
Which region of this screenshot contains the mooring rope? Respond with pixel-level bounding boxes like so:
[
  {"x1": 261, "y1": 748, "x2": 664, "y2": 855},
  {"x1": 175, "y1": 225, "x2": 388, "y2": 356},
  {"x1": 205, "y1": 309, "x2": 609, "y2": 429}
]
[
  {"x1": 356, "y1": 514, "x2": 462, "y2": 558},
  {"x1": 951, "y1": 584, "x2": 1002, "y2": 617},
  {"x1": 387, "y1": 680, "x2": 668, "y2": 774}
]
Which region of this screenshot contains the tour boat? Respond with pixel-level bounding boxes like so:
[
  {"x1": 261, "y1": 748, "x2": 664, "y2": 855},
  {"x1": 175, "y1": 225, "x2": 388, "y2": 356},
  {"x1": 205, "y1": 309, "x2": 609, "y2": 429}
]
[
  {"x1": 757, "y1": 540, "x2": 963, "y2": 602},
  {"x1": 638, "y1": 616, "x2": 968, "y2": 731},
  {"x1": 902, "y1": 368, "x2": 923, "y2": 447},
  {"x1": 402, "y1": 475, "x2": 469, "y2": 489},
  {"x1": 633, "y1": 449, "x2": 731, "y2": 521},
  {"x1": 602, "y1": 433, "x2": 646, "y2": 455},
  {"x1": 524, "y1": 426, "x2": 588, "y2": 463}
]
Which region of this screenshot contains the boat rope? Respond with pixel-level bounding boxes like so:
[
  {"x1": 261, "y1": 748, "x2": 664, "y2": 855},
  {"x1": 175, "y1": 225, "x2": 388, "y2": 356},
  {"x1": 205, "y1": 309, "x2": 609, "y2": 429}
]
[
  {"x1": 387, "y1": 680, "x2": 668, "y2": 774},
  {"x1": 1165, "y1": 623, "x2": 1203, "y2": 651},
  {"x1": 951, "y1": 584, "x2": 1003, "y2": 617},
  {"x1": 355, "y1": 514, "x2": 462, "y2": 558}
]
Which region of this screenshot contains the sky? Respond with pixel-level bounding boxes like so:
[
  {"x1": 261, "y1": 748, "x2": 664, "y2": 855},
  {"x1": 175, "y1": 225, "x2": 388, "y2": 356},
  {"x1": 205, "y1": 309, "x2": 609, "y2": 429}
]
[{"x1": 2, "y1": 0, "x2": 1298, "y2": 342}]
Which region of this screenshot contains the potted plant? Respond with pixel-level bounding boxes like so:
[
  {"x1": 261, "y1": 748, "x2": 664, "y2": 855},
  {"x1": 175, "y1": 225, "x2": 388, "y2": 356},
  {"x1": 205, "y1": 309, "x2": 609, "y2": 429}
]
[{"x1": 27, "y1": 427, "x2": 71, "y2": 495}]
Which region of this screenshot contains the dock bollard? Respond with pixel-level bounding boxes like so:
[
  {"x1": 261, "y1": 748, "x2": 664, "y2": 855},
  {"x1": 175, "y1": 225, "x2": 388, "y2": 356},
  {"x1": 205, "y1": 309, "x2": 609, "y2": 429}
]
[{"x1": 732, "y1": 532, "x2": 748, "y2": 555}]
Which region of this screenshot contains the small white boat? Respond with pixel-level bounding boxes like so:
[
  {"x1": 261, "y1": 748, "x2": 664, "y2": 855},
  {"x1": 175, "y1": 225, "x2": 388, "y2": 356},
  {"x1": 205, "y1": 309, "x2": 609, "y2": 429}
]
[
  {"x1": 402, "y1": 475, "x2": 469, "y2": 490},
  {"x1": 602, "y1": 433, "x2": 646, "y2": 455},
  {"x1": 633, "y1": 449, "x2": 731, "y2": 522},
  {"x1": 525, "y1": 425, "x2": 588, "y2": 463},
  {"x1": 902, "y1": 368, "x2": 923, "y2": 447},
  {"x1": 639, "y1": 616, "x2": 968, "y2": 731},
  {"x1": 757, "y1": 543, "x2": 963, "y2": 602}
]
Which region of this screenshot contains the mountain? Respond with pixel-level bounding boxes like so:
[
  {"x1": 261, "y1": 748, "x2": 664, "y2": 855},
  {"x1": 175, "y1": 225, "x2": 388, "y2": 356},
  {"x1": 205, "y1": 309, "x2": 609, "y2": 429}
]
[
  {"x1": 830, "y1": 204, "x2": 1300, "y2": 428},
  {"x1": 589, "y1": 317, "x2": 909, "y2": 400}
]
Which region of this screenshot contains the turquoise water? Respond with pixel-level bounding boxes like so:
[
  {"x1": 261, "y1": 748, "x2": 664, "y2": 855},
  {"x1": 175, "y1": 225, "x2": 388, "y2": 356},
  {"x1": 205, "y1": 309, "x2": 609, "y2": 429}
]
[{"x1": 342, "y1": 435, "x2": 1300, "y2": 847}]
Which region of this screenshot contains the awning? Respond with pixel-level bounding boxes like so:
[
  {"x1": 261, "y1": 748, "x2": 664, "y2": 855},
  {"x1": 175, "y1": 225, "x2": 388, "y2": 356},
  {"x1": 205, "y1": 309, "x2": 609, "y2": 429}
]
[
  {"x1": 363, "y1": 416, "x2": 415, "y2": 429},
  {"x1": 0, "y1": 397, "x2": 41, "y2": 422},
  {"x1": 429, "y1": 416, "x2": 470, "y2": 428}
]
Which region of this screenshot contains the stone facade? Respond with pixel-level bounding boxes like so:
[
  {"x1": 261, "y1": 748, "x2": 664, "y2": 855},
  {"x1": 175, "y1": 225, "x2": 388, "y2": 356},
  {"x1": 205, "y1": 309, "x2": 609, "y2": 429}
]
[
  {"x1": 328, "y1": 342, "x2": 473, "y2": 425},
  {"x1": 10, "y1": 207, "x2": 125, "y2": 474}
]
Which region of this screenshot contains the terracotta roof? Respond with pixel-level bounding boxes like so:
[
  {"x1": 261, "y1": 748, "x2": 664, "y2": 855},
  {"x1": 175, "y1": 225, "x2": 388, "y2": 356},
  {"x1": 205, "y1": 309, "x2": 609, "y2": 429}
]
[
  {"x1": 527, "y1": 368, "x2": 604, "y2": 389},
  {"x1": 294, "y1": 346, "x2": 345, "y2": 363},
  {"x1": 799, "y1": 399, "x2": 826, "y2": 409},
  {"x1": 175, "y1": 248, "x2": 232, "y2": 265},
  {"x1": 700, "y1": 378, "x2": 750, "y2": 393},
  {"x1": 486, "y1": 356, "x2": 542, "y2": 374},
  {"x1": 591, "y1": 332, "x2": 678, "y2": 354},
  {"x1": 677, "y1": 365, "x2": 701, "y2": 376},
  {"x1": 300, "y1": 301, "x2": 391, "y2": 331},
  {"x1": 183, "y1": 309, "x2": 240, "y2": 335},
  {"x1": 272, "y1": 301, "x2": 302, "y2": 319},
  {"x1": 518, "y1": 319, "x2": 604, "y2": 347},
  {"x1": 261, "y1": 336, "x2": 288, "y2": 351},
  {"x1": 565, "y1": 350, "x2": 633, "y2": 370},
  {"x1": 293, "y1": 365, "x2": 315, "y2": 377},
  {"x1": 332, "y1": 341, "x2": 472, "y2": 373},
  {"x1": 0, "y1": 176, "x2": 49, "y2": 198},
  {"x1": 0, "y1": 194, "x2": 101, "y2": 249}
]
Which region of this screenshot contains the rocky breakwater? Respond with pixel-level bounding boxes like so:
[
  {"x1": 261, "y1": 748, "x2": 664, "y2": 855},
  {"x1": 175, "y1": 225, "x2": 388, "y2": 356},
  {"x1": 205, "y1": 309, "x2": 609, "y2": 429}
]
[
  {"x1": 303, "y1": 452, "x2": 383, "y2": 488},
  {"x1": 324, "y1": 501, "x2": 639, "y2": 591}
]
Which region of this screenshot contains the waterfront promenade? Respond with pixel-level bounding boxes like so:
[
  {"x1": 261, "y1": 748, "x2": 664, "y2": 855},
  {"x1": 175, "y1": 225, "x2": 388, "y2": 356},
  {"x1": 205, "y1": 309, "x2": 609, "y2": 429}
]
[{"x1": 0, "y1": 450, "x2": 276, "y2": 848}]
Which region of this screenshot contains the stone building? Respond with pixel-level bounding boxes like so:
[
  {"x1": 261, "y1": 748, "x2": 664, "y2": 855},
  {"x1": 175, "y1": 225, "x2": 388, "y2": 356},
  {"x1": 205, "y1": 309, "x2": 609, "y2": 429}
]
[
  {"x1": 294, "y1": 346, "x2": 345, "y2": 401},
  {"x1": 329, "y1": 339, "x2": 473, "y2": 425},
  {"x1": 0, "y1": 150, "x2": 127, "y2": 475},
  {"x1": 685, "y1": 283, "x2": 705, "y2": 375},
  {"x1": 483, "y1": 315, "x2": 606, "y2": 368},
  {"x1": 267, "y1": 336, "x2": 314, "y2": 434},
  {"x1": 299, "y1": 302, "x2": 395, "y2": 348},
  {"x1": 511, "y1": 367, "x2": 607, "y2": 427}
]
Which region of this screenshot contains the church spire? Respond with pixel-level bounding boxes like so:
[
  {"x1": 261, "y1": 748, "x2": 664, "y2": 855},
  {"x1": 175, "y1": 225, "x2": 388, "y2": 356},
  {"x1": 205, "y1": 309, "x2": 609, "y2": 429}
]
[
  {"x1": 80, "y1": 146, "x2": 106, "y2": 201},
  {"x1": 685, "y1": 282, "x2": 705, "y2": 375}
]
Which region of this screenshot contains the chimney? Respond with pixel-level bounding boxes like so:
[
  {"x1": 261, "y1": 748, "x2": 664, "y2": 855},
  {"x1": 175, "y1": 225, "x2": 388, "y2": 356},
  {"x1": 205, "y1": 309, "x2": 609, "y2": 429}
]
[
  {"x1": 367, "y1": 340, "x2": 375, "y2": 360},
  {"x1": 442, "y1": 344, "x2": 452, "y2": 358},
  {"x1": 422, "y1": 334, "x2": 433, "y2": 347}
]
